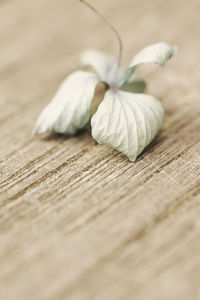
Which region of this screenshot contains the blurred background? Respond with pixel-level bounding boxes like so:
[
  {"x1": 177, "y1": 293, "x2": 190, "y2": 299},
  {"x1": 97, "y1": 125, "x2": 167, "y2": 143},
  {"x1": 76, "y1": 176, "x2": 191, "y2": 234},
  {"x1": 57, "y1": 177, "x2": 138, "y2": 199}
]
[{"x1": 1, "y1": 0, "x2": 199, "y2": 146}]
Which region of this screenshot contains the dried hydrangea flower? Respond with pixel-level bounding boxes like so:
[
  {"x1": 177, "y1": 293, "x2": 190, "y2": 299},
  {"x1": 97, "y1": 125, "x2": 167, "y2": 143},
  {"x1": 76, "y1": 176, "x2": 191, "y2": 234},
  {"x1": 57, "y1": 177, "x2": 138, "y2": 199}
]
[{"x1": 34, "y1": 0, "x2": 177, "y2": 162}]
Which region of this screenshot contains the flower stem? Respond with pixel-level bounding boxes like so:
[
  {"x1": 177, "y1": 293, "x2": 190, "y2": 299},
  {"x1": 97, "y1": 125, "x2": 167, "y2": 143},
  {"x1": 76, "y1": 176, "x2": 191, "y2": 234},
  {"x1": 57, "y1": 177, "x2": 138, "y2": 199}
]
[{"x1": 78, "y1": 0, "x2": 123, "y2": 67}]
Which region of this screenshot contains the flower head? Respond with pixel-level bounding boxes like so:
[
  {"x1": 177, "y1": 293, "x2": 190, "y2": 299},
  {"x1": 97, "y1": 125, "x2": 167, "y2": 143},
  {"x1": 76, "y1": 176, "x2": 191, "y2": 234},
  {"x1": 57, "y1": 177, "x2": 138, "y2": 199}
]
[{"x1": 34, "y1": 42, "x2": 176, "y2": 161}]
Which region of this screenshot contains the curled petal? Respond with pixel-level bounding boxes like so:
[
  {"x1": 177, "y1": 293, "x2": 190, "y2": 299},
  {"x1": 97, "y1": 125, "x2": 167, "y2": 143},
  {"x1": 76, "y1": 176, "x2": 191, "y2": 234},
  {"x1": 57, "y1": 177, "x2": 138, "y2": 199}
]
[
  {"x1": 130, "y1": 42, "x2": 177, "y2": 68},
  {"x1": 80, "y1": 49, "x2": 126, "y2": 87},
  {"x1": 33, "y1": 71, "x2": 100, "y2": 135},
  {"x1": 91, "y1": 89, "x2": 164, "y2": 161}
]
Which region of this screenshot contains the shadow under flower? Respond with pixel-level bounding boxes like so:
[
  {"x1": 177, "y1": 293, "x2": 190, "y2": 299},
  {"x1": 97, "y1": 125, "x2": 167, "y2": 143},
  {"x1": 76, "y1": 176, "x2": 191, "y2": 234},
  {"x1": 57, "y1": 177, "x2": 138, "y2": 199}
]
[
  {"x1": 40, "y1": 128, "x2": 88, "y2": 142},
  {"x1": 137, "y1": 130, "x2": 167, "y2": 161}
]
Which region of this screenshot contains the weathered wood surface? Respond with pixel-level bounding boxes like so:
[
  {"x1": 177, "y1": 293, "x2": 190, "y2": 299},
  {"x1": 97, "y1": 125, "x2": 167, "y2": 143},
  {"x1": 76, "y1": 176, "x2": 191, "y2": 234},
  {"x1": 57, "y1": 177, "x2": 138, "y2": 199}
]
[{"x1": 0, "y1": 0, "x2": 200, "y2": 299}]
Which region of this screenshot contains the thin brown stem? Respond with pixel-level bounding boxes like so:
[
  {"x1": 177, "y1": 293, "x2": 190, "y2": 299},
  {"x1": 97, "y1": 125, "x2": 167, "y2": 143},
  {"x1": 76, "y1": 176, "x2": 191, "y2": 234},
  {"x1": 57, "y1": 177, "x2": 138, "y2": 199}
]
[{"x1": 79, "y1": 0, "x2": 123, "y2": 67}]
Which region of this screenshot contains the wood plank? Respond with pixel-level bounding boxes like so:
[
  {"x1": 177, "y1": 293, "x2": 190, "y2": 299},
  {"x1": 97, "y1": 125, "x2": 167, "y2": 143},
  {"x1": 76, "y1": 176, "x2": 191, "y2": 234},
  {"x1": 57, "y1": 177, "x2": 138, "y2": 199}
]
[{"x1": 0, "y1": 0, "x2": 200, "y2": 299}]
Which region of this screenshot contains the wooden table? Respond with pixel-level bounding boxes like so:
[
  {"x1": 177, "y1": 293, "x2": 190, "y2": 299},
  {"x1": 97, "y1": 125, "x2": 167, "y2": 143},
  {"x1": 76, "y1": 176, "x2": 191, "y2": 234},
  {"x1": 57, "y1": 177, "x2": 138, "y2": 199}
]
[{"x1": 1, "y1": 0, "x2": 200, "y2": 299}]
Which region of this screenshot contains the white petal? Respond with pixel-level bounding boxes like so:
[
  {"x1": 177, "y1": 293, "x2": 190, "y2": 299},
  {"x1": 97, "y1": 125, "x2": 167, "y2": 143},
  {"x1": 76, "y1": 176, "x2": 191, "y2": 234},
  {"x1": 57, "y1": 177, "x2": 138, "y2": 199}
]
[
  {"x1": 80, "y1": 49, "x2": 126, "y2": 87},
  {"x1": 91, "y1": 89, "x2": 164, "y2": 161},
  {"x1": 33, "y1": 71, "x2": 100, "y2": 135},
  {"x1": 130, "y1": 42, "x2": 177, "y2": 68}
]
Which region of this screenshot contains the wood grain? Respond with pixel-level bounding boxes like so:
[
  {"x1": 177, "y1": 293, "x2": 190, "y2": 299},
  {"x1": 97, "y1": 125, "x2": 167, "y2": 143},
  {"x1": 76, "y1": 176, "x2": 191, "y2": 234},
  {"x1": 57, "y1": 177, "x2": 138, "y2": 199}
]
[{"x1": 0, "y1": 0, "x2": 200, "y2": 299}]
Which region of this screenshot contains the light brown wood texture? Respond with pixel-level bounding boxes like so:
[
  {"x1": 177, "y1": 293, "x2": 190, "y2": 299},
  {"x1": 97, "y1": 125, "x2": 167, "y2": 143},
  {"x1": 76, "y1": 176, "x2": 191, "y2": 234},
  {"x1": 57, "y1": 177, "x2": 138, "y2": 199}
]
[{"x1": 0, "y1": 0, "x2": 200, "y2": 299}]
